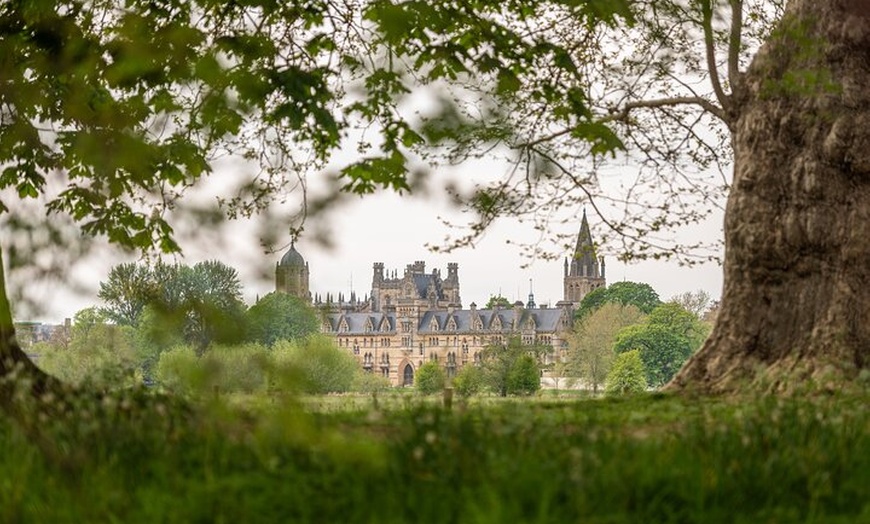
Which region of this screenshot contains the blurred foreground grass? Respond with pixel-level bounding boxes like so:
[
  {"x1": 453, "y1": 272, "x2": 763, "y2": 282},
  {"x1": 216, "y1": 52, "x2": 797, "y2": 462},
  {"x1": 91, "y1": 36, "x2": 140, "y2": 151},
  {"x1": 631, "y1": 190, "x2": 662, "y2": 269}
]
[{"x1": 1, "y1": 389, "x2": 867, "y2": 523}]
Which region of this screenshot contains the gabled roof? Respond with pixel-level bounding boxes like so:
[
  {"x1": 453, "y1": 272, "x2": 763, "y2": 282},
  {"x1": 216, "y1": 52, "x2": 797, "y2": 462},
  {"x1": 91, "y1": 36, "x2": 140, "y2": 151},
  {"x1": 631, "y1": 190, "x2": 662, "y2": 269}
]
[
  {"x1": 325, "y1": 312, "x2": 398, "y2": 334},
  {"x1": 416, "y1": 308, "x2": 565, "y2": 335}
]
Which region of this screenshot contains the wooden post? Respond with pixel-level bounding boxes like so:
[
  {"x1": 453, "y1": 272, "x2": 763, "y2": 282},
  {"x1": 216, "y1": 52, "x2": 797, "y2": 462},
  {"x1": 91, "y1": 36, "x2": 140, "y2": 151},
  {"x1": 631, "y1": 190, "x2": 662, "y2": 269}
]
[{"x1": 443, "y1": 387, "x2": 453, "y2": 410}]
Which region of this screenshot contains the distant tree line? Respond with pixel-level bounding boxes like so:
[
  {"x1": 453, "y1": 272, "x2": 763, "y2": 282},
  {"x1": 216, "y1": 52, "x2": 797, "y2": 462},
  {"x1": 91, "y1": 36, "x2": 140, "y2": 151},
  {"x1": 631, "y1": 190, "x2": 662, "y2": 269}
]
[{"x1": 567, "y1": 282, "x2": 712, "y2": 394}]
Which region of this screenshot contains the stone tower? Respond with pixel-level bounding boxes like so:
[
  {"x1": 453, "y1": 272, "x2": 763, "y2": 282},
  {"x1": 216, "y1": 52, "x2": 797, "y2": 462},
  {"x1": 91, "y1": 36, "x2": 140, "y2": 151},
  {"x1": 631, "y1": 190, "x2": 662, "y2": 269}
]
[
  {"x1": 276, "y1": 242, "x2": 310, "y2": 302},
  {"x1": 563, "y1": 209, "x2": 606, "y2": 304}
]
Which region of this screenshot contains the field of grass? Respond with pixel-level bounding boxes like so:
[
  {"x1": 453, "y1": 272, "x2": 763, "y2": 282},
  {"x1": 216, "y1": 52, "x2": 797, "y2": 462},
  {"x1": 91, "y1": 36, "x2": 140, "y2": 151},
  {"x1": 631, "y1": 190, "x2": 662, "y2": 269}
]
[{"x1": 1, "y1": 389, "x2": 867, "y2": 523}]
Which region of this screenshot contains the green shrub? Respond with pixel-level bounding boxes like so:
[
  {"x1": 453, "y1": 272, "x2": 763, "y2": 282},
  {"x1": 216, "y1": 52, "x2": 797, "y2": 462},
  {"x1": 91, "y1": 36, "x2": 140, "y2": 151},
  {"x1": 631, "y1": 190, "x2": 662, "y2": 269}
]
[
  {"x1": 205, "y1": 343, "x2": 270, "y2": 394},
  {"x1": 452, "y1": 364, "x2": 484, "y2": 397},
  {"x1": 154, "y1": 343, "x2": 270, "y2": 394},
  {"x1": 352, "y1": 371, "x2": 392, "y2": 394},
  {"x1": 507, "y1": 354, "x2": 541, "y2": 395},
  {"x1": 271, "y1": 335, "x2": 358, "y2": 394},
  {"x1": 35, "y1": 323, "x2": 138, "y2": 387},
  {"x1": 606, "y1": 349, "x2": 647, "y2": 395},
  {"x1": 415, "y1": 361, "x2": 446, "y2": 395},
  {"x1": 155, "y1": 345, "x2": 203, "y2": 394}
]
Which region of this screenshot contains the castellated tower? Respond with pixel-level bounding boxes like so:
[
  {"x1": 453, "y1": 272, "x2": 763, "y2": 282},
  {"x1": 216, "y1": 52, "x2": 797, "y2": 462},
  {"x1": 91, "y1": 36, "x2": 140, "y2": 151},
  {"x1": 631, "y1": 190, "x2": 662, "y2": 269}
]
[
  {"x1": 368, "y1": 261, "x2": 461, "y2": 313},
  {"x1": 443, "y1": 262, "x2": 461, "y2": 306},
  {"x1": 563, "y1": 209, "x2": 606, "y2": 305},
  {"x1": 275, "y1": 243, "x2": 310, "y2": 302}
]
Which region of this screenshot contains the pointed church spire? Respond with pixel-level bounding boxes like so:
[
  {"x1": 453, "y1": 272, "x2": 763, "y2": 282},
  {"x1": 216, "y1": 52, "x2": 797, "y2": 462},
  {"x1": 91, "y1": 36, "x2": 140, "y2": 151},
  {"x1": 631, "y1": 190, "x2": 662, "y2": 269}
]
[
  {"x1": 564, "y1": 207, "x2": 606, "y2": 304},
  {"x1": 569, "y1": 208, "x2": 599, "y2": 278}
]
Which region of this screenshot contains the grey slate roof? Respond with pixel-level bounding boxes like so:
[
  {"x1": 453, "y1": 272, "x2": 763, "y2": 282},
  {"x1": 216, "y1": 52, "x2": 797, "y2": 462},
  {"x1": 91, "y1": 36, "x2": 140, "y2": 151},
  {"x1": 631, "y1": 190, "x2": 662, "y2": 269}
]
[{"x1": 325, "y1": 307, "x2": 566, "y2": 335}]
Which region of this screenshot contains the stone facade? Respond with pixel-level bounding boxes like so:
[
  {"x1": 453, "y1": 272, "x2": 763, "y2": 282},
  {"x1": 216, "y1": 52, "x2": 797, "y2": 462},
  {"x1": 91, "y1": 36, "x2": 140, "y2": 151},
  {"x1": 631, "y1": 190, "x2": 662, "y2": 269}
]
[
  {"x1": 275, "y1": 243, "x2": 310, "y2": 302},
  {"x1": 277, "y1": 213, "x2": 604, "y2": 386}
]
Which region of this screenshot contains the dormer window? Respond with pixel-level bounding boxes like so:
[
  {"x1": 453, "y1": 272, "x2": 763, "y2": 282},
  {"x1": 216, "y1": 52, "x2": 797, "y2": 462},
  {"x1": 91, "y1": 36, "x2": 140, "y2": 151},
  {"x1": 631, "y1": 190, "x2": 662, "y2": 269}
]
[{"x1": 429, "y1": 317, "x2": 440, "y2": 331}]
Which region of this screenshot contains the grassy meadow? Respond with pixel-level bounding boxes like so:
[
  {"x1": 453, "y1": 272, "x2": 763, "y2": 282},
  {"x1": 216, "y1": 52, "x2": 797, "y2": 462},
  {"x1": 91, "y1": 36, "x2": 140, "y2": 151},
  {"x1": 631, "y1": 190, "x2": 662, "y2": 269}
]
[{"x1": 1, "y1": 388, "x2": 867, "y2": 523}]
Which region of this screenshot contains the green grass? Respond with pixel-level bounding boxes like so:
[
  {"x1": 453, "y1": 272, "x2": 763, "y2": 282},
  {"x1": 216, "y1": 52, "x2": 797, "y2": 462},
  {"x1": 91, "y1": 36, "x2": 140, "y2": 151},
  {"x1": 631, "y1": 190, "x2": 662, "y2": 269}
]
[{"x1": 1, "y1": 390, "x2": 867, "y2": 523}]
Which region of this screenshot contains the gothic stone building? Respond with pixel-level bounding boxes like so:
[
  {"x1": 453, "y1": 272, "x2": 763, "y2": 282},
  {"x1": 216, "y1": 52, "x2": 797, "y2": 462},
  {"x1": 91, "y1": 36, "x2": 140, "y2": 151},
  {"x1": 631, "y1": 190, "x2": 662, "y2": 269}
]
[{"x1": 277, "y1": 211, "x2": 605, "y2": 387}]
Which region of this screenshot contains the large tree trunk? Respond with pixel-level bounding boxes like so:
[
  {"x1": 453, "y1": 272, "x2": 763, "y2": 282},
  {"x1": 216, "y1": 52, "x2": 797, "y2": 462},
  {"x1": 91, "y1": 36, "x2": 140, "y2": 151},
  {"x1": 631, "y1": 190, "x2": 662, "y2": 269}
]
[
  {"x1": 669, "y1": 0, "x2": 870, "y2": 393},
  {"x1": 0, "y1": 249, "x2": 57, "y2": 405}
]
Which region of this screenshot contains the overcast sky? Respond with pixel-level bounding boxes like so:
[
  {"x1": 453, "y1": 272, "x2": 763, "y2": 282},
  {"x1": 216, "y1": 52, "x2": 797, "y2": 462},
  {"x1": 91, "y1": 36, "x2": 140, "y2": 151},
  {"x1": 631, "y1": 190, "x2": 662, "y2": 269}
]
[
  {"x1": 269, "y1": 191, "x2": 725, "y2": 310},
  {"x1": 19, "y1": 158, "x2": 725, "y2": 323},
  {"x1": 18, "y1": 175, "x2": 725, "y2": 324}
]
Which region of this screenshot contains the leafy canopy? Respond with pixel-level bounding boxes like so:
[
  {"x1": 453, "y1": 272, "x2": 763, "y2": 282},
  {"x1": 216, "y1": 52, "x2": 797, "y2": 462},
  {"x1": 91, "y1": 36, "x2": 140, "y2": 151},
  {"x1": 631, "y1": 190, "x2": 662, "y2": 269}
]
[
  {"x1": 613, "y1": 302, "x2": 709, "y2": 387},
  {"x1": 568, "y1": 302, "x2": 645, "y2": 394},
  {"x1": 485, "y1": 295, "x2": 513, "y2": 309},
  {"x1": 415, "y1": 360, "x2": 446, "y2": 395},
  {"x1": 245, "y1": 292, "x2": 319, "y2": 347},
  {"x1": 605, "y1": 349, "x2": 646, "y2": 395},
  {"x1": 480, "y1": 336, "x2": 548, "y2": 397},
  {"x1": 576, "y1": 281, "x2": 662, "y2": 320},
  {"x1": 0, "y1": 0, "x2": 633, "y2": 259},
  {"x1": 99, "y1": 260, "x2": 246, "y2": 354}
]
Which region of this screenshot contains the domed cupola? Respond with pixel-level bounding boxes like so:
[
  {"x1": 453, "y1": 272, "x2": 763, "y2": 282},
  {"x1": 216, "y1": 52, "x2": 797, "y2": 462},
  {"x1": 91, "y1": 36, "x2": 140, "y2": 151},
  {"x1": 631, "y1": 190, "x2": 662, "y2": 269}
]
[
  {"x1": 279, "y1": 243, "x2": 305, "y2": 267},
  {"x1": 276, "y1": 242, "x2": 310, "y2": 301}
]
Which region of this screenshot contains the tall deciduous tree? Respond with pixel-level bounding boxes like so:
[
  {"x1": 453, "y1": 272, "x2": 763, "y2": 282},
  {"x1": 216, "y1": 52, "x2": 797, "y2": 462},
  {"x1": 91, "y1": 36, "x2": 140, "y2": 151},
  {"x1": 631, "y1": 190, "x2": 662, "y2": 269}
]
[
  {"x1": 670, "y1": 290, "x2": 712, "y2": 320},
  {"x1": 575, "y1": 281, "x2": 661, "y2": 320},
  {"x1": 100, "y1": 260, "x2": 246, "y2": 355},
  {"x1": 669, "y1": 1, "x2": 870, "y2": 392},
  {"x1": 615, "y1": 302, "x2": 708, "y2": 388},
  {"x1": 568, "y1": 302, "x2": 645, "y2": 394},
  {"x1": 481, "y1": 337, "x2": 548, "y2": 397},
  {"x1": 98, "y1": 263, "x2": 158, "y2": 326},
  {"x1": 245, "y1": 292, "x2": 319, "y2": 347}
]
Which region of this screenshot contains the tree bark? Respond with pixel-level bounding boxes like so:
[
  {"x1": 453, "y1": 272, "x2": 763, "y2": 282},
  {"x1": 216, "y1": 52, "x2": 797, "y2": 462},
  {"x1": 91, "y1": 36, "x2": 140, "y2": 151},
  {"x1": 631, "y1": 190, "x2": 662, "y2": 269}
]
[
  {"x1": 0, "y1": 249, "x2": 57, "y2": 405},
  {"x1": 669, "y1": 0, "x2": 870, "y2": 393}
]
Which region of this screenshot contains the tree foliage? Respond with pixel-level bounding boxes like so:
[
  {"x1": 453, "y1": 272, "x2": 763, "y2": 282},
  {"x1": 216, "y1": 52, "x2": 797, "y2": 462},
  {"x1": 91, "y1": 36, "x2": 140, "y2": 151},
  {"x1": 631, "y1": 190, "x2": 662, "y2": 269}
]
[
  {"x1": 614, "y1": 302, "x2": 709, "y2": 388},
  {"x1": 452, "y1": 364, "x2": 485, "y2": 398},
  {"x1": 98, "y1": 263, "x2": 155, "y2": 326},
  {"x1": 245, "y1": 292, "x2": 319, "y2": 347},
  {"x1": 506, "y1": 354, "x2": 541, "y2": 396},
  {"x1": 271, "y1": 336, "x2": 358, "y2": 394},
  {"x1": 568, "y1": 302, "x2": 645, "y2": 394},
  {"x1": 576, "y1": 281, "x2": 661, "y2": 320},
  {"x1": 35, "y1": 308, "x2": 138, "y2": 387},
  {"x1": 670, "y1": 290, "x2": 712, "y2": 319},
  {"x1": 485, "y1": 295, "x2": 512, "y2": 309},
  {"x1": 605, "y1": 350, "x2": 646, "y2": 395},
  {"x1": 480, "y1": 337, "x2": 547, "y2": 397},
  {"x1": 415, "y1": 361, "x2": 446, "y2": 395},
  {"x1": 99, "y1": 260, "x2": 246, "y2": 355}
]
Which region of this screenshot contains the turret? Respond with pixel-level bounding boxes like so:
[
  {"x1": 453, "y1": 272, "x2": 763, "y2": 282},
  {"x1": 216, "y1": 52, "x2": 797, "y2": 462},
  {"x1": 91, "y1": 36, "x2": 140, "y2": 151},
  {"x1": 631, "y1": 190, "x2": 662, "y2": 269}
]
[
  {"x1": 563, "y1": 208, "x2": 606, "y2": 305},
  {"x1": 373, "y1": 262, "x2": 385, "y2": 284}
]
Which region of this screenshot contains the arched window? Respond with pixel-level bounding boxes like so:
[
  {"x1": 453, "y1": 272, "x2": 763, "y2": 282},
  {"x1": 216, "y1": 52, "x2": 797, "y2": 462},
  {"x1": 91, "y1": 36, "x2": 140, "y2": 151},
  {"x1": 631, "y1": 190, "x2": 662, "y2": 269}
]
[{"x1": 403, "y1": 364, "x2": 414, "y2": 386}]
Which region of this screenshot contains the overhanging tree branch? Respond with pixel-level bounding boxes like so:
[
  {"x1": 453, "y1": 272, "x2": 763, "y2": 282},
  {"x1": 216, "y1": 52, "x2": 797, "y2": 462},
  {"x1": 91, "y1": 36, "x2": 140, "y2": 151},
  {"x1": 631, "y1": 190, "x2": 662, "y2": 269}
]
[
  {"x1": 518, "y1": 96, "x2": 726, "y2": 149},
  {"x1": 728, "y1": 0, "x2": 744, "y2": 94},
  {"x1": 700, "y1": 0, "x2": 730, "y2": 111}
]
